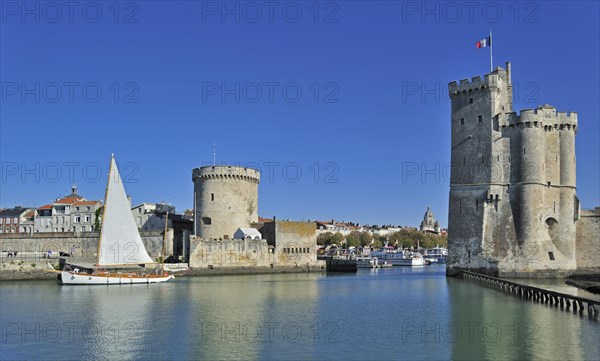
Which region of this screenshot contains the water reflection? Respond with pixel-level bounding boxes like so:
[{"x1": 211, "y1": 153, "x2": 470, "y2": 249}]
[
  {"x1": 0, "y1": 267, "x2": 598, "y2": 360},
  {"x1": 448, "y1": 278, "x2": 599, "y2": 361}
]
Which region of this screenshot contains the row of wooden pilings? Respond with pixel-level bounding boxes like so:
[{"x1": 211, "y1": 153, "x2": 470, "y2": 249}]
[{"x1": 459, "y1": 270, "x2": 600, "y2": 320}]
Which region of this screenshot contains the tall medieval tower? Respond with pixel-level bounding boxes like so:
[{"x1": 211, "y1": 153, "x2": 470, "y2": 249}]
[
  {"x1": 192, "y1": 165, "x2": 260, "y2": 240},
  {"x1": 447, "y1": 63, "x2": 579, "y2": 277}
]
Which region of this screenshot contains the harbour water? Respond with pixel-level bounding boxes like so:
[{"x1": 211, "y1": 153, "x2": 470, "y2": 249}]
[{"x1": 1, "y1": 265, "x2": 598, "y2": 360}]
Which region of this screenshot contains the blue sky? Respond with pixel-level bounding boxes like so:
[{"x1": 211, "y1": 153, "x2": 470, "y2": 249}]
[{"x1": 1, "y1": 1, "x2": 598, "y2": 227}]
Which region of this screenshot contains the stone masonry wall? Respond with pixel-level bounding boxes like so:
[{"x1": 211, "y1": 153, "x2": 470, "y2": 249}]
[{"x1": 575, "y1": 208, "x2": 600, "y2": 270}]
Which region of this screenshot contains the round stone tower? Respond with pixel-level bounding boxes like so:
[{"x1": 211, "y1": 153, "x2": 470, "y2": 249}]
[{"x1": 192, "y1": 165, "x2": 260, "y2": 240}]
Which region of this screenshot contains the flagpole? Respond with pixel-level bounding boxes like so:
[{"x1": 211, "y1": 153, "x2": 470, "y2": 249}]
[{"x1": 489, "y1": 29, "x2": 493, "y2": 72}]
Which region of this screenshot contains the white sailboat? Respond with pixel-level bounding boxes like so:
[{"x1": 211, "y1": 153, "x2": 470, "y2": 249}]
[{"x1": 60, "y1": 154, "x2": 174, "y2": 285}]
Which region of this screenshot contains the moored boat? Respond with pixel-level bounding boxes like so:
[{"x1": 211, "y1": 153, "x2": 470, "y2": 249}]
[{"x1": 58, "y1": 154, "x2": 175, "y2": 285}]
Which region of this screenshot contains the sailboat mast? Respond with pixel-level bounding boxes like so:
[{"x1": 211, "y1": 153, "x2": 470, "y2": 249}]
[{"x1": 96, "y1": 154, "x2": 113, "y2": 267}]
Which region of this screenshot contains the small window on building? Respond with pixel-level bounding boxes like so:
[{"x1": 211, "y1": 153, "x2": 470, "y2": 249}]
[
  {"x1": 478, "y1": 115, "x2": 482, "y2": 122},
  {"x1": 548, "y1": 252, "x2": 555, "y2": 261},
  {"x1": 523, "y1": 147, "x2": 526, "y2": 155},
  {"x1": 202, "y1": 217, "x2": 211, "y2": 225},
  {"x1": 460, "y1": 118, "x2": 465, "y2": 125},
  {"x1": 476, "y1": 200, "x2": 479, "y2": 211},
  {"x1": 211, "y1": 193, "x2": 214, "y2": 201},
  {"x1": 547, "y1": 182, "x2": 551, "y2": 187},
  {"x1": 459, "y1": 201, "x2": 462, "y2": 212},
  {"x1": 469, "y1": 98, "x2": 473, "y2": 104}
]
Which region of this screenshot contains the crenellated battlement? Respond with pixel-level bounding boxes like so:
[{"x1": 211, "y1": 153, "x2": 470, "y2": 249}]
[
  {"x1": 498, "y1": 105, "x2": 578, "y2": 132},
  {"x1": 448, "y1": 66, "x2": 509, "y2": 96},
  {"x1": 193, "y1": 165, "x2": 261, "y2": 184}
]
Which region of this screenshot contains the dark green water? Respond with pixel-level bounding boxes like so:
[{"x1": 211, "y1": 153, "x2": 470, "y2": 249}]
[{"x1": 1, "y1": 265, "x2": 598, "y2": 360}]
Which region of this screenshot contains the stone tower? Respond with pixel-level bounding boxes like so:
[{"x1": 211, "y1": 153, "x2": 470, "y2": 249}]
[
  {"x1": 192, "y1": 165, "x2": 260, "y2": 240},
  {"x1": 447, "y1": 62, "x2": 579, "y2": 277}
]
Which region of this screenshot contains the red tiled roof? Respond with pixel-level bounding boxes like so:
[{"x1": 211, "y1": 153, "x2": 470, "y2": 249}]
[
  {"x1": 37, "y1": 204, "x2": 52, "y2": 210},
  {"x1": 24, "y1": 211, "x2": 35, "y2": 218},
  {"x1": 54, "y1": 197, "x2": 84, "y2": 204},
  {"x1": 258, "y1": 216, "x2": 274, "y2": 223}
]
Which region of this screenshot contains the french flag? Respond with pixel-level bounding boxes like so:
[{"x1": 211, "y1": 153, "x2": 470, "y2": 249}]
[{"x1": 476, "y1": 36, "x2": 491, "y2": 48}]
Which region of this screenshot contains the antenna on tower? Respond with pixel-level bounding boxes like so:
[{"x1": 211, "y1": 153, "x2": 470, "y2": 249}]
[{"x1": 213, "y1": 142, "x2": 216, "y2": 166}]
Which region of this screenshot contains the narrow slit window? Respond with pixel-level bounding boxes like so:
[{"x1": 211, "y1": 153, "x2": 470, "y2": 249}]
[
  {"x1": 460, "y1": 118, "x2": 465, "y2": 125},
  {"x1": 211, "y1": 193, "x2": 214, "y2": 201},
  {"x1": 478, "y1": 115, "x2": 483, "y2": 122}
]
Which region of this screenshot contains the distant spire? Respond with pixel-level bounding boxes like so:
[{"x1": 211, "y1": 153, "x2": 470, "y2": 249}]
[{"x1": 71, "y1": 184, "x2": 77, "y2": 195}]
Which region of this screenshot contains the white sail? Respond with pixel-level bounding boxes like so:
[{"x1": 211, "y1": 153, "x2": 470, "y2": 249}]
[{"x1": 97, "y1": 156, "x2": 154, "y2": 266}]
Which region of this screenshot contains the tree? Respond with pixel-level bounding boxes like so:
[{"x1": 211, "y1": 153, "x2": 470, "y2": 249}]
[
  {"x1": 332, "y1": 232, "x2": 344, "y2": 245},
  {"x1": 94, "y1": 207, "x2": 103, "y2": 232},
  {"x1": 317, "y1": 232, "x2": 333, "y2": 246},
  {"x1": 345, "y1": 231, "x2": 362, "y2": 247},
  {"x1": 359, "y1": 231, "x2": 373, "y2": 247},
  {"x1": 317, "y1": 232, "x2": 346, "y2": 246}
]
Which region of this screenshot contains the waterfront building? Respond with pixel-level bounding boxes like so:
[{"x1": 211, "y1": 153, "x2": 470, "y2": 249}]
[
  {"x1": 33, "y1": 185, "x2": 101, "y2": 233},
  {"x1": 131, "y1": 202, "x2": 176, "y2": 231},
  {"x1": 0, "y1": 207, "x2": 34, "y2": 234},
  {"x1": 447, "y1": 63, "x2": 584, "y2": 277},
  {"x1": 189, "y1": 164, "x2": 320, "y2": 268}
]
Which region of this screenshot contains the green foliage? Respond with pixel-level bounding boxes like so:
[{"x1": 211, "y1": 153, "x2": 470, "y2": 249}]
[
  {"x1": 345, "y1": 231, "x2": 361, "y2": 247},
  {"x1": 31, "y1": 263, "x2": 36, "y2": 268},
  {"x1": 317, "y1": 232, "x2": 345, "y2": 246},
  {"x1": 94, "y1": 207, "x2": 103, "y2": 232},
  {"x1": 383, "y1": 229, "x2": 448, "y2": 249}
]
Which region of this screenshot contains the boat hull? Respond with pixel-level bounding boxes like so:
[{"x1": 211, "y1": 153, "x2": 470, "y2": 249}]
[
  {"x1": 60, "y1": 271, "x2": 174, "y2": 285},
  {"x1": 386, "y1": 258, "x2": 425, "y2": 266}
]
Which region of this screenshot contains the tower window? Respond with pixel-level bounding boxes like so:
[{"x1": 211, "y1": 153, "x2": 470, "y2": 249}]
[
  {"x1": 548, "y1": 252, "x2": 555, "y2": 261},
  {"x1": 202, "y1": 217, "x2": 212, "y2": 225},
  {"x1": 460, "y1": 118, "x2": 464, "y2": 125},
  {"x1": 469, "y1": 98, "x2": 473, "y2": 104},
  {"x1": 478, "y1": 115, "x2": 482, "y2": 122},
  {"x1": 476, "y1": 200, "x2": 479, "y2": 211},
  {"x1": 459, "y1": 201, "x2": 462, "y2": 212},
  {"x1": 523, "y1": 147, "x2": 526, "y2": 155},
  {"x1": 211, "y1": 193, "x2": 214, "y2": 201}
]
